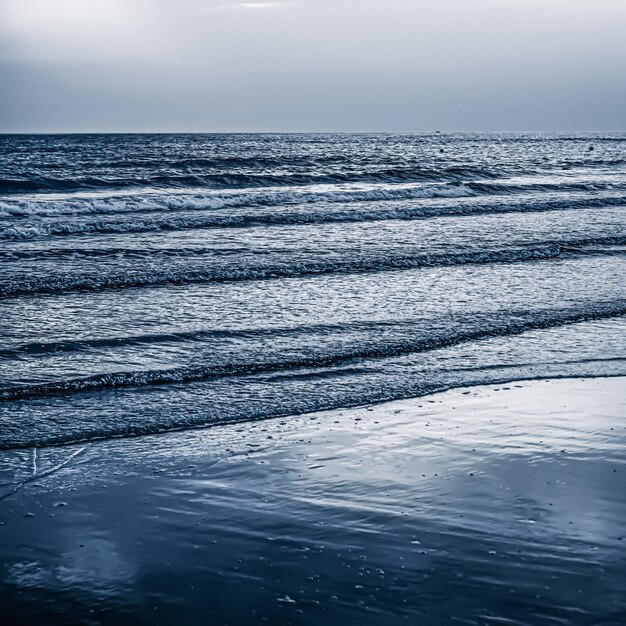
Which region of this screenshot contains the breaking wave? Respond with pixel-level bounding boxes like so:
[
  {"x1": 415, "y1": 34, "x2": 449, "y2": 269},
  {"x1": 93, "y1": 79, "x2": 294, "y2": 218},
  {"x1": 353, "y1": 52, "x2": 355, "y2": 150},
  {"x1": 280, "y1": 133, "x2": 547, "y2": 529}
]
[
  {"x1": 1, "y1": 193, "x2": 625, "y2": 241},
  {"x1": 0, "y1": 165, "x2": 504, "y2": 195}
]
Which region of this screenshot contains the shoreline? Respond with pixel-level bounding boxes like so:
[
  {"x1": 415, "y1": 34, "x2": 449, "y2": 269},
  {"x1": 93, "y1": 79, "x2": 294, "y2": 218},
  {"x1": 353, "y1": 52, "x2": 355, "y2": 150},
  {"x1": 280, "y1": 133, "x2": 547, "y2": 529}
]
[
  {"x1": 3, "y1": 369, "x2": 626, "y2": 452},
  {"x1": 1, "y1": 376, "x2": 625, "y2": 625}
]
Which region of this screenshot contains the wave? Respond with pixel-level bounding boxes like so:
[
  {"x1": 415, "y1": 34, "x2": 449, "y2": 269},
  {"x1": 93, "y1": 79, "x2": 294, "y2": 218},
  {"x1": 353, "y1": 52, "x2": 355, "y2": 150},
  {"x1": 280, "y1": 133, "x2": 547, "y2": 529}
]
[
  {"x1": 1, "y1": 302, "x2": 624, "y2": 402},
  {"x1": 0, "y1": 183, "x2": 478, "y2": 220},
  {"x1": 467, "y1": 180, "x2": 626, "y2": 195},
  {"x1": 2, "y1": 179, "x2": 626, "y2": 222},
  {"x1": 1, "y1": 233, "x2": 624, "y2": 265},
  {"x1": 5, "y1": 369, "x2": 626, "y2": 450},
  {"x1": 561, "y1": 158, "x2": 626, "y2": 169},
  {"x1": 2, "y1": 194, "x2": 625, "y2": 241},
  {"x1": 2, "y1": 172, "x2": 624, "y2": 202},
  {"x1": 0, "y1": 319, "x2": 411, "y2": 358},
  {"x1": 2, "y1": 239, "x2": 623, "y2": 297},
  {"x1": 39, "y1": 154, "x2": 351, "y2": 171},
  {"x1": 11, "y1": 152, "x2": 623, "y2": 177},
  {"x1": 0, "y1": 241, "x2": 607, "y2": 297},
  {"x1": 0, "y1": 165, "x2": 506, "y2": 195}
]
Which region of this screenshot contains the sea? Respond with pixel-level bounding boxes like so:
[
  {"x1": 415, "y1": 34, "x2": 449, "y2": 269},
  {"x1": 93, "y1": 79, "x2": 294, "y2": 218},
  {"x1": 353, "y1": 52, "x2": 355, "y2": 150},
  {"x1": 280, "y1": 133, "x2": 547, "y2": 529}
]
[{"x1": 1, "y1": 133, "x2": 625, "y2": 449}]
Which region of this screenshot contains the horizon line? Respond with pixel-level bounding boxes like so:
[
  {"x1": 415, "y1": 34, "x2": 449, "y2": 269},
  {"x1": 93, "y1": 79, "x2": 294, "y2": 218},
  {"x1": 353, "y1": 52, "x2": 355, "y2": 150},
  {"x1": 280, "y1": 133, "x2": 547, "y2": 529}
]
[{"x1": 1, "y1": 129, "x2": 625, "y2": 136}]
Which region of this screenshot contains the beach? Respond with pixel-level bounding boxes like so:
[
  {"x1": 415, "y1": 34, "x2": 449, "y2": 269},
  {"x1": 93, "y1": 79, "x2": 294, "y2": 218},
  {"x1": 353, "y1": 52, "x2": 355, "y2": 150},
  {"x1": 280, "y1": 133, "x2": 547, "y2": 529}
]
[
  {"x1": 1, "y1": 132, "x2": 625, "y2": 624},
  {"x1": 1, "y1": 376, "x2": 624, "y2": 625},
  {"x1": 1, "y1": 0, "x2": 625, "y2": 621}
]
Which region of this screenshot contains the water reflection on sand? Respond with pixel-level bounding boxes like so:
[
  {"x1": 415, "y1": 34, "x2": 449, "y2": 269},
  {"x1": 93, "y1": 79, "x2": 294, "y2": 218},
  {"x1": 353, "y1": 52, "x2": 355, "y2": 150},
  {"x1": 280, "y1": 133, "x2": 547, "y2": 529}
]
[{"x1": 0, "y1": 377, "x2": 625, "y2": 625}]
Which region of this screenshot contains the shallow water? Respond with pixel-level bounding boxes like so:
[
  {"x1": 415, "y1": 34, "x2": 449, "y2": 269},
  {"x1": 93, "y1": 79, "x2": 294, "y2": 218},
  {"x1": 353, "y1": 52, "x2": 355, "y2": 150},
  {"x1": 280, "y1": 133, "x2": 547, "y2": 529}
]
[
  {"x1": 0, "y1": 133, "x2": 625, "y2": 448},
  {"x1": 0, "y1": 378, "x2": 624, "y2": 625}
]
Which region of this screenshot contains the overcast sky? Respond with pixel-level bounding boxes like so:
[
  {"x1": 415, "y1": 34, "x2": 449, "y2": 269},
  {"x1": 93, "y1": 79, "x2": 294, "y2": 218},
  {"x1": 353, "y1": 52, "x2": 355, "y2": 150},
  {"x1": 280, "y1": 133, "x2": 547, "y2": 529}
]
[{"x1": 1, "y1": 0, "x2": 625, "y2": 132}]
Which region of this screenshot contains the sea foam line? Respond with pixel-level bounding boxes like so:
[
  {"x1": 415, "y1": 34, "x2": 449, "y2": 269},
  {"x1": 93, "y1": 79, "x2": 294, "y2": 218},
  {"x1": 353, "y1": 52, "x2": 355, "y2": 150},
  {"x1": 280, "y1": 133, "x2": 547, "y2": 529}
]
[{"x1": 1, "y1": 194, "x2": 625, "y2": 241}]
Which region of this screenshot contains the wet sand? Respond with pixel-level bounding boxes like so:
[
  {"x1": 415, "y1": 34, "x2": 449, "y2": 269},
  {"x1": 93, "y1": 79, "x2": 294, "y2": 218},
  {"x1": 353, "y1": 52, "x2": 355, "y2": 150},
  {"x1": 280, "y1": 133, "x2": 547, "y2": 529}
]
[{"x1": 1, "y1": 377, "x2": 625, "y2": 625}]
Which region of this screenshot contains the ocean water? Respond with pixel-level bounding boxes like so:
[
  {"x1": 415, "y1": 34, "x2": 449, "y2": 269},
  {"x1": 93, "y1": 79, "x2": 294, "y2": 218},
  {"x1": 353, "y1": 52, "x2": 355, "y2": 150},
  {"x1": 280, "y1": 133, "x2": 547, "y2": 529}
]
[{"x1": 1, "y1": 133, "x2": 625, "y2": 449}]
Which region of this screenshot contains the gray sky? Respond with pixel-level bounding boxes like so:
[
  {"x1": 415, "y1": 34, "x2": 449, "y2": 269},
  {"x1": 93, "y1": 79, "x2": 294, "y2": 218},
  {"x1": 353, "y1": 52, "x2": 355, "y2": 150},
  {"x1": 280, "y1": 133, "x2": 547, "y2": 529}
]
[{"x1": 1, "y1": 0, "x2": 625, "y2": 133}]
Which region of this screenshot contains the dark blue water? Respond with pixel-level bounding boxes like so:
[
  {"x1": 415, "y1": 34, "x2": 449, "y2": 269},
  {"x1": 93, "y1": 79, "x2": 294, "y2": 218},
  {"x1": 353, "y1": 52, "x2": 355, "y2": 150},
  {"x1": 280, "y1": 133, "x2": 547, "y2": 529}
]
[{"x1": 1, "y1": 133, "x2": 625, "y2": 448}]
